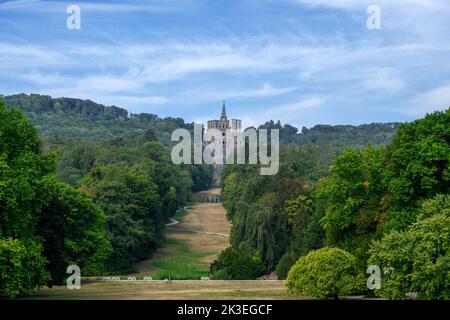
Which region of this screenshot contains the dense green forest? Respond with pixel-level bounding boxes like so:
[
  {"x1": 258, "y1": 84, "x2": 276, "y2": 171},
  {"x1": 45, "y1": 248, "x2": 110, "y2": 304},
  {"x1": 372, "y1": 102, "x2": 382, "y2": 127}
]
[
  {"x1": 214, "y1": 109, "x2": 450, "y2": 299},
  {"x1": 258, "y1": 120, "x2": 399, "y2": 148}
]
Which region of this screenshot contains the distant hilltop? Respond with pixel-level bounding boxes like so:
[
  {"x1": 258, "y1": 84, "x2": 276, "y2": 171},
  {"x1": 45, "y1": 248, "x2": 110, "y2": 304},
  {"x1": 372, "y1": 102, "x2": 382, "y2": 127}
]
[
  {"x1": 1, "y1": 93, "x2": 130, "y2": 119},
  {"x1": 1, "y1": 93, "x2": 400, "y2": 148},
  {"x1": 0, "y1": 93, "x2": 190, "y2": 144}
]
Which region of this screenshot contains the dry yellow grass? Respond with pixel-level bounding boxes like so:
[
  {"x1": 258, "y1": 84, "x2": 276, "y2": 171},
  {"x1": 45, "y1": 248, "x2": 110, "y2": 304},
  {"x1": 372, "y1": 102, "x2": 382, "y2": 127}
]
[
  {"x1": 169, "y1": 202, "x2": 231, "y2": 264},
  {"x1": 27, "y1": 280, "x2": 301, "y2": 300}
]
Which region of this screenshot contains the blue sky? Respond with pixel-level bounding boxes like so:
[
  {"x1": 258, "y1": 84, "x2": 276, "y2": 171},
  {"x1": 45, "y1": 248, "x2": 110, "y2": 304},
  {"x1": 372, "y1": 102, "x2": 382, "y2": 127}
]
[{"x1": 1, "y1": 0, "x2": 450, "y2": 128}]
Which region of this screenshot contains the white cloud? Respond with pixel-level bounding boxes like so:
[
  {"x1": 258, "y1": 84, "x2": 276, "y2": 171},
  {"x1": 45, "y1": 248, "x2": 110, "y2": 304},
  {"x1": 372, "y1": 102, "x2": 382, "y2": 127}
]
[
  {"x1": 181, "y1": 83, "x2": 297, "y2": 103},
  {"x1": 19, "y1": 71, "x2": 70, "y2": 85},
  {"x1": 406, "y1": 85, "x2": 450, "y2": 116},
  {"x1": 0, "y1": 0, "x2": 176, "y2": 12},
  {"x1": 237, "y1": 96, "x2": 325, "y2": 128},
  {"x1": 0, "y1": 43, "x2": 67, "y2": 68},
  {"x1": 292, "y1": 0, "x2": 450, "y2": 44},
  {"x1": 292, "y1": 0, "x2": 365, "y2": 10},
  {"x1": 292, "y1": 0, "x2": 450, "y2": 10},
  {"x1": 2, "y1": 39, "x2": 449, "y2": 119},
  {"x1": 149, "y1": 53, "x2": 256, "y2": 80},
  {"x1": 361, "y1": 68, "x2": 406, "y2": 94},
  {"x1": 230, "y1": 83, "x2": 297, "y2": 98},
  {"x1": 78, "y1": 2, "x2": 175, "y2": 13},
  {"x1": 0, "y1": 0, "x2": 40, "y2": 10},
  {"x1": 1, "y1": 40, "x2": 447, "y2": 88},
  {"x1": 268, "y1": 97, "x2": 325, "y2": 115},
  {"x1": 75, "y1": 75, "x2": 142, "y2": 93},
  {"x1": 1, "y1": 0, "x2": 449, "y2": 123},
  {"x1": 100, "y1": 95, "x2": 169, "y2": 108}
]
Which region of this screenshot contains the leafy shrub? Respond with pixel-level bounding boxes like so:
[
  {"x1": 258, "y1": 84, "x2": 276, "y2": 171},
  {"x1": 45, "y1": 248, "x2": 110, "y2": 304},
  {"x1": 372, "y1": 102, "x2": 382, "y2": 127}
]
[
  {"x1": 286, "y1": 247, "x2": 364, "y2": 298},
  {"x1": 210, "y1": 248, "x2": 266, "y2": 280}
]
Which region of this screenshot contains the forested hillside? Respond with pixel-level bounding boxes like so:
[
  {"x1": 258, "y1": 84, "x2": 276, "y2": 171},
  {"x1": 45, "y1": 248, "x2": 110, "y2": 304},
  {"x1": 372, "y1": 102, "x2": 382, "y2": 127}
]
[
  {"x1": 0, "y1": 94, "x2": 191, "y2": 145},
  {"x1": 258, "y1": 120, "x2": 399, "y2": 148},
  {"x1": 1, "y1": 94, "x2": 399, "y2": 149},
  {"x1": 214, "y1": 109, "x2": 450, "y2": 300}
]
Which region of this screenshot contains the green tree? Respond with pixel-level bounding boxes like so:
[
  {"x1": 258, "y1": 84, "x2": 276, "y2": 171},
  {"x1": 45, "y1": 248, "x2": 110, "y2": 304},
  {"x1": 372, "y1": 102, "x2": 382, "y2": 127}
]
[
  {"x1": 220, "y1": 144, "x2": 332, "y2": 273},
  {"x1": 286, "y1": 247, "x2": 364, "y2": 298},
  {"x1": 210, "y1": 248, "x2": 265, "y2": 280},
  {"x1": 0, "y1": 102, "x2": 110, "y2": 296},
  {"x1": 0, "y1": 103, "x2": 53, "y2": 296},
  {"x1": 368, "y1": 214, "x2": 450, "y2": 300},
  {"x1": 82, "y1": 163, "x2": 162, "y2": 272},
  {"x1": 318, "y1": 146, "x2": 385, "y2": 266},
  {"x1": 0, "y1": 103, "x2": 54, "y2": 239},
  {"x1": 37, "y1": 178, "x2": 111, "y2": 285},
  {"x1": 231, "y1": 193, "x2": 289, "y2": 270},
  {"x1": 275, "y1": 195, "x2": 314, "y2": 279},
  {"x1": 383, "y1": 109, "x2": 450, "y2": 230}
]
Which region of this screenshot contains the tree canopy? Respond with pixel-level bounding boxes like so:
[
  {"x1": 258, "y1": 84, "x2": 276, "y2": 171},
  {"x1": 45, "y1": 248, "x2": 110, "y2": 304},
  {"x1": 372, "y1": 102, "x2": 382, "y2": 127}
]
[{"x1": 0, "y1": 102, "x2": 109, "y2": 296}]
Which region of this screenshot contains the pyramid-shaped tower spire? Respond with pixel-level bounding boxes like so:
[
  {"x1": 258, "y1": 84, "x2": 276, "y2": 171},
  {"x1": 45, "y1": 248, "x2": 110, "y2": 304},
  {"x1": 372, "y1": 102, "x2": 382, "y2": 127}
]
[{"x1": 221, "y1": 100, "x2": 227, "y2": 120}]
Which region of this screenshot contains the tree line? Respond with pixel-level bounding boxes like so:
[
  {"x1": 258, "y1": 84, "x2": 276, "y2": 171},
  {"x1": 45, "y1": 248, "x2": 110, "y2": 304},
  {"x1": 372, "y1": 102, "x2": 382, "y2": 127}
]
[
  {"x1": 1, "y1": 94, "x2": 400, "y2": 148},
  {"x1": 0, "y1": 102, "x2": 212, "y2": 297},
  {"x1": 213, "y1": 109, "x2": 450, "y2": 299}
]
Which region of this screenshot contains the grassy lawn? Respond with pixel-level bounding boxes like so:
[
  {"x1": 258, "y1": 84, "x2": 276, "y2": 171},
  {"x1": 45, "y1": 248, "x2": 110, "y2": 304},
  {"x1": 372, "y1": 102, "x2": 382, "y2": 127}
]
[
  {"x1": 132, "y1": 201, "x2": 230, "y2": 280},
  {"x1": 151, "y1": 238, "x2": 212, "y2": 280}
]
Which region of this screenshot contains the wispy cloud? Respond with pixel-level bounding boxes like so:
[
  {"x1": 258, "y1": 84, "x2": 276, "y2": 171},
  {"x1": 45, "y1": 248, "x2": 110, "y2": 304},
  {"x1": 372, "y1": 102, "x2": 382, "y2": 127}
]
[
  {"x1": 77, "y1": 2, "x2": 176, "y2": 13},
  {"x1": 292, "y1": 0, "x2": 450, "y2": 10},
  {"x1": 361, "y1": 68, "x2": 406, "y2": 94},
  {"x1": 229, "y1": 83, "x2": 297, "y2": 99},
  {"x1": 0, "y1": 0, "x2": 449, "y2": 126},
  {"x1": 405, "y1": 85, "x2": 450, "y2": 116},
  {"x1": 238, "y1": 96, "x2": 325, "y2": 128},
  {"x1": 0, "y1": 0, "x2": 40, "y2": 10},
  {"x1": 2, "y1": 38, "x2": 449, "y2": 122},
  {"x1": 268, "y1": 97, "x2": 326, "y2": 114},
  {"x1": 0, "y1": 0, "x2": 177, "y2": 12}
]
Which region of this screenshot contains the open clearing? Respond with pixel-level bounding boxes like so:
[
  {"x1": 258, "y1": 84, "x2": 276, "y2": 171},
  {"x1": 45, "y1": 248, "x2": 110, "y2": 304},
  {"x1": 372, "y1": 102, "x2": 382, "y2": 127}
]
[{"x1": 131, "y1": 200, "x2": 231, "y2": 279}]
